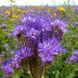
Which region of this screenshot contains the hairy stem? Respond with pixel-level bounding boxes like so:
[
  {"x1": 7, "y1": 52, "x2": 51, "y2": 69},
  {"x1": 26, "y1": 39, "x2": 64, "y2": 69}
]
[{"x1": 29, "y1": 57, "x2": 44, "y2": 78}]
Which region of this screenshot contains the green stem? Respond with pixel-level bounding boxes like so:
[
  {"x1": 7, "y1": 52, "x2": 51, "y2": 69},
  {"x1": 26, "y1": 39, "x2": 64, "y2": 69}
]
[{"x1": 29, "y1": 57, "x2": 44, "y2": 78}]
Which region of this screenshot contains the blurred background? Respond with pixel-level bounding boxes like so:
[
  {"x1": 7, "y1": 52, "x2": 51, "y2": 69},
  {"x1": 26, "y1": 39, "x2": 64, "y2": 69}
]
[{"x1": 0, "y1": 0, "x2": 77, "y2": 6}]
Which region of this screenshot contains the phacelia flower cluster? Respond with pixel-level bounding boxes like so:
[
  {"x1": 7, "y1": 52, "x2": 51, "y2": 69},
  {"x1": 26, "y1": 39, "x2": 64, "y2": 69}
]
[{"x1": 2, "y1": 11, "x2": 67, "y2": 75}]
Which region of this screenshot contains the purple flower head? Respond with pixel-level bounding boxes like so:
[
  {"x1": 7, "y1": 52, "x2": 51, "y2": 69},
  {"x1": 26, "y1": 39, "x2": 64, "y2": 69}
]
[
  {"x1": 12, "y1": 46, "x2": 33, "y2": 68},
  {"x1": 13, "y1": 25, "x2": 28, "y2": 38},
  {"x1": 15, "y1": 47, "x2": 33, "y2": 61},
  {"x1": 3, "y1": 64, "x2": 14, "y2": 75},
  {"x1": 2, "y1": 47, "x2": 34, "y2": 74},
  {"x1": 74, "y1": 22, "x2": 78, "y2": 25},
  {"x1": 52, "y1": 19, "x2": 68, "y2": 33},
  {"x1": 2, "y1": 58, "x2": 14, "y2": 75},
  {"x1": 66, "y1": 50, "x2": 78, "y2": 64},
  {"x1": 69, "y1": 55, "x2": 78, "y2": 63},
  {"x1": 38, "y1": 37, "x2": 64, "y2": 64},
  {"x1": 40, "y1": 16, "x2": 52, "y2": 31},
  {"x1": 3, "y1": 58, "x2": 12, "y2": 65},
  {"x1": 0, "y1": 76, "x2": 3, "y2": 78},
  {"x1": 69, "y1": 50, "x2": 78, "y2": 63},
  {"x1": 22, "y1": 14, "x2": 36, "y2": 24},
  {"x1": 26, "y1": 28, "x2": 40, "y2": 39},
  {"x1": 21, "y1": 13, "x2": 42, "y2": 30}
]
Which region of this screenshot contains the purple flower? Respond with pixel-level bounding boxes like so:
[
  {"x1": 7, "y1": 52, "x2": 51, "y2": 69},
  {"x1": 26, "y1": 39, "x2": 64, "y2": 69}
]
[
  {"x1": 38, "y1": 52, "x2": 54, "y2": 64},
  {"x1": 13, "y1": 25, "x2": 28, "y2": 38},
  {"x1": 0, "y1": 76, "x2": 3, "y2": 78},
  {"x1": 3, "y1": 64, "x2": 14, "y2": 75},
  {"x1": 69, "y1": 55, "x2": 78, "y2": 63},
  {"x1": 38, "y1": 37, "x2": 64, "y2": 63},
  {"x1": 11, "y1": 47, "x2": 33, "y2": 68},
  {"x1": 22, "y1": 15, "x2": 36, "y2": 24},
  {"x1": 2, "y1": 46, "x2": 33, "y2": 74},
  {"x1": 2, "y1": 58, "x2": 14, "y2": 75},
  {"x1": 66, "y1": 50, "x2": 78, "y2": 64},
  {"x1": 52, "y1": 19, "x2": 68, "y2": 33},
  {"x1": 21, "y1": 13, "x2": 42, "y2": 30},
  {"x1": 14, "y1": 47, "x2": 33, "y2": 61},
  {"x1": 26, "y1": 28, "x2": 40, "y2": 39},
  {"x1": 40, "y1": 18, "x2": 52, "y2": 31},
  {"x1": 2, "y1": 47, "x2": 33, "y2": 74},
  {"x1": 74, "y1": 22, "x2": 78, "y2": 25}
]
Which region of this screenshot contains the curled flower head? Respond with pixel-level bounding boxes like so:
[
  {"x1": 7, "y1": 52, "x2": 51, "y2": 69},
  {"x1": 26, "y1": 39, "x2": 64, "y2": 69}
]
[
  {"x1": 14, "y1": 47, "x2": 33, "y2": 62},
  {"x1": 52, "y1": 19, "x2": 67, "y2": 33},
  {"x1": 13, "y1": 25, "x2": 28, "y2": 38},
  {"x1": 3, "y1": 65, "x2": 14, "y2": 75},
  {"x1": 38, "y1": 37, "x2": 64, "y2": 64}
]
